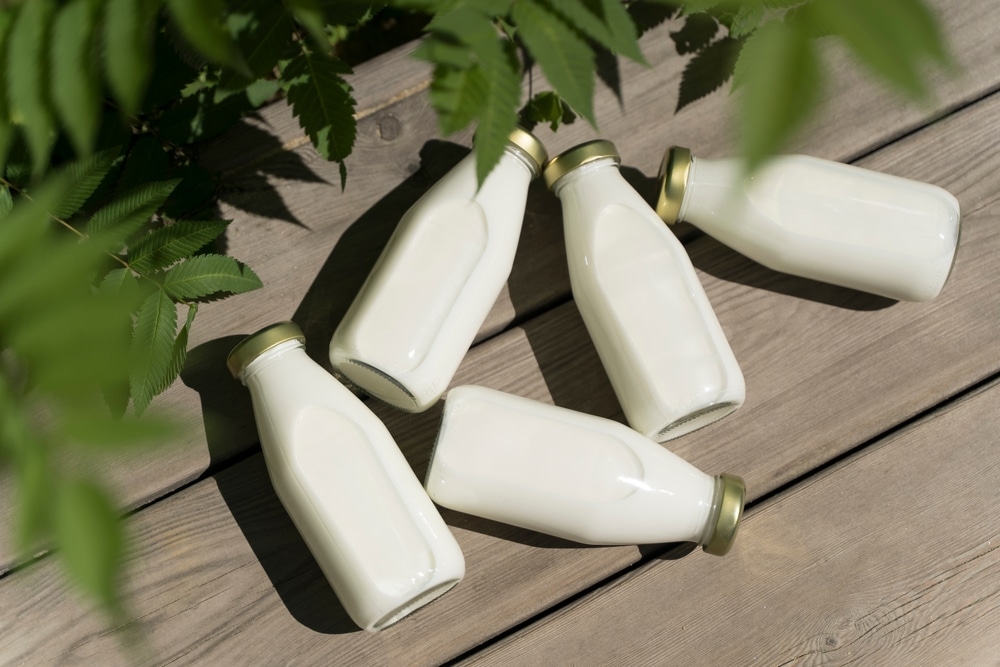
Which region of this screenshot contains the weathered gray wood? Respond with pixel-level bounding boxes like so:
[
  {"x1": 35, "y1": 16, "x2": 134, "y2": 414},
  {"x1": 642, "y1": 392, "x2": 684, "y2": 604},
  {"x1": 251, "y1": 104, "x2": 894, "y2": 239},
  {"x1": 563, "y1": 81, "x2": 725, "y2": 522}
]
[
  {"x1": 464, "y1": 377, "x2": 1000, "y2": 666},
  {"x1": 1, "y1": 78, "x2": 999, "y2": 664}
]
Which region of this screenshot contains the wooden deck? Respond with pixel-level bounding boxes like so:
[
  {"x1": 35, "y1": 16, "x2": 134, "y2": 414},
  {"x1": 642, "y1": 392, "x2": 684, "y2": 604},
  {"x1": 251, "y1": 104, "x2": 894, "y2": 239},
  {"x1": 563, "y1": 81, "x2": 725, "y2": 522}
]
[{"x1": 2, "y1": 1, "x2": 1000, "y2": 664}]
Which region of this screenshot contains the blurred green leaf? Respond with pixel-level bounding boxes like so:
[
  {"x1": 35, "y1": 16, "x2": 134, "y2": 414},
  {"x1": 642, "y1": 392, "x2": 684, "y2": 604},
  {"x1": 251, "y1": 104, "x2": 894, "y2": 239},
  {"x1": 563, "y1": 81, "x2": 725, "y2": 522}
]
[
  {"x1": 521, "y1": 91, "x2": 577, "y2": 131},
  {"x1": 62, "y1": 411, "x2": 175, "y2": 449},
  {"x1": 54, "y1": 479, "x2": 125, "y2": 610},
  {"x1": 513, "y1": 0, "x2": 596, "y2": 125},
  {"x1": 103, "y1": 0, "x2": 161, "y2": 114},
  {"x1": 51, "y1": 0, "x2": 102, "y2": 157},
  {"x1": 733, "y1": 20, "x2": 822, "y2": 173},
  {"x1": 471, "y1": 42, "x2": 521, "y2": 186},
  {"x1": 161, "y1": 253, "x2": 263, "y2": 300},
  {"x1": 221, "y1": 0, "x2": 295, "y2": 90},
  {"x1": 428, "y1": 64, "x2": 488, "y2": 135},
  {"x1": 7, "y1": 0, "x2": 56, "y2": 176},
  {"x1": 0, "y1": 11, "x2": 14, "y2": 170},
  {"x1": 129, "y1": 289, "x2": 177, "y2": 415},
  {"x1": 166, "y1": 0, "x2": 248, "y2": 74}
]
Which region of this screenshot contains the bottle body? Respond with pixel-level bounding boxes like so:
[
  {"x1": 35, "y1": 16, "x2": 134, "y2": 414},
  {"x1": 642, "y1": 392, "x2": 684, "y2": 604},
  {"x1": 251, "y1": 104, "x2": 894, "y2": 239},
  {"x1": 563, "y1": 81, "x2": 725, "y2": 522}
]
[
  {"x1": 330, "y1": 143, "x2": 539, "y2": 412},
  {"x1": 678, "y1": 154, "x2": 961, "y2": 302},
  {"x1": 240, "y1": 339, "x2": 465, "y2": 632},
  {"x1": 426, "y1": 385, "x2": 742, "y2": 552},
  {"x1": 553, "y1": 157, "x2": 744, "y2": 442}
]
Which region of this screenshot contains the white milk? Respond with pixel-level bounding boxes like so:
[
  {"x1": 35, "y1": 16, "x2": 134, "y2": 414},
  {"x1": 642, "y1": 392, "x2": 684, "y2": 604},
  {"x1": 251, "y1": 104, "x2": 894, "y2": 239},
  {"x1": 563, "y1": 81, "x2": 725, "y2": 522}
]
[
  {"x1": 544, "y1": 140, "x2": 745, "y2": 442},
  {"x1": 330, "y1": 128, "x2": 548, "y2": 412},
  {"x1": 425, "y1": 385, "x2": 745, "y2": 555},
  {"x1": 657, "y1": 147, "x2": 962, "y2": 302},
  {"x1": 228, "y1": 322, "x2": 465, "y2": 633}
]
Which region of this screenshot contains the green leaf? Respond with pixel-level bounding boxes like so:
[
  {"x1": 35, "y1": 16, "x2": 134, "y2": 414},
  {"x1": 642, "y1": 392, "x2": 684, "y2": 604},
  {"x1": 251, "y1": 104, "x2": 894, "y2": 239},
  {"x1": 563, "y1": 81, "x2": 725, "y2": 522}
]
[
  {"x1": 521, "y1": 91, "x2": 577, "y2": 131},
  {"x1": 167, "y1": 303, "x2": 197, "y2": 393},
  {"x1": 130, "y1": 289, "x2": 177, "y2": 415},
  {"x1": 413, "y1": 35, "x2": 474, "y2": 70},
  {"x1": 99, "y1": 268, "x2": 143, "y2": 304},
  {"x1": 285, "y1": 0, "x2": 332, "y2": 50},
  {"x1": 51, "y1": 147, "x2": 121, "y2": 220},
  {"x1": 0, "y1": 185, "x2": 12, "y2": 217},
  {"x1": 472, "y1": 43, "x2": 522, "y2": 185},
  {"x1": 676, "y1": 36, "x2": 743, "y2": 112},
  {"x1": 282, "y1": 52, "x2": 357, "y2": 165},
  {"x1": 546, "y1": 0, "x2": 646, "y2": 64},
  {"x1": 103, "y1": 0, "x2": 161, "y2": 114},
  {"x1": 0, "y1": 11, "x2": 17, "y2": 170},
  {"x1": 733, "y1": 20, "x2": 822, "y2": 173},
  {"x1": 53, "y1": 478, "x2": 125, "y2": 610},
  {"x1": 513, "y1": 0, "x2": 596, "y2": 125},
  {"x1": 166, "y1": 0, "x2": 248, "y2": 74},
  {"x1": 428, "y1": 7, "x2": 505, "y2": 68},
  {"x1": 7, "y1": 0, "x2": 56, "y2": 176},
  {"x1": 221, "y1": 0, "x2": 295, "y2": 89},
  {"x1": 86, "y1": 180, "x2": 180, "y2": 250},
  {"x1": 429, "y1": 65, "x2": 489, "y2": 135},
  {"x1": 51, "y1": 0, "x2": 102, "y2": 157},
  {"x1": 161, "y1": 253, "x2": 263, "y2": 300},
  {"x1": 14, "y1": 439, "x2": 51, "y2": 554},
  {"x1": 118, "y1": 136, "x2": 170, "y2": 193},
  {"x1": 728, "y1": 4, "x2": 765, "y2": 38},
  {"x1": 128, "y1": 220, "x2": 229, "y2": 274}
]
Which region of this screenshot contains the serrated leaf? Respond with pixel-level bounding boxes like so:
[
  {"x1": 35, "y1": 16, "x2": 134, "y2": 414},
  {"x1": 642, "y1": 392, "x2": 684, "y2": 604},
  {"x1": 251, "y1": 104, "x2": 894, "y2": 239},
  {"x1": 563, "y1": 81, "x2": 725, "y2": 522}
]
[
  {"x1": 166, "y1": 0, "x2": 248, "y2": 74},
  {"x1": 547, "y1": 0, "x2": 646, "y2": 64},
  {"x1": 282, "y1": 53, "x2": 357, "y2": 164},
  {"x1": 86, "y1": 180, "x2": 179, "y2": 250},
  {"x1": 51, "y1": 0, "x2": 101, "y2": 157},
  {"x1": 728, "y1": 4, "x2": 764, "y2": 38},
  {"x1": 51, "y1": 147, "x2": 121, "y2": 220},
  {"x1": 521, "y1": 91, "x2": 577, "y2": 131},
  {"x1": 676, "y1": 36, "x2": 743, "y2": 111},
  {"x1": 99, "y1": 267, "x2": 143, "y2": 303},
  {"x1": 54, "y1": 478, "x2": 125, "y2": 610},
  {"x1": 130, "y1": 289, "x2": 177, "y2": 415},
  {"x1": 513, "y1": 0, "x2": 596, "y2": 125},
  {"x1": 103, "y1": 0, "x2": 160, "y2": 114},
  {"x1": 161, "y1": 253, "x2": 262, "y2": 300},
  {"x1": 734, "y1": 20, "x2": 821, "y2": 173},
  {"x1": 7, "y1": 0, "x2": 56, "y2": 176},
  {"x1": 430, "y1": 65, "x2": 489, "y2": 134},
  {"x1": 472, "y1": 43, "x2": 521, "y2": 185},
  {"x1": 128, "y1": 220, "x2": 229, "y2": 274},
  {"x1": 167, "y1": 303, "x2": 197, "y2": 392}
]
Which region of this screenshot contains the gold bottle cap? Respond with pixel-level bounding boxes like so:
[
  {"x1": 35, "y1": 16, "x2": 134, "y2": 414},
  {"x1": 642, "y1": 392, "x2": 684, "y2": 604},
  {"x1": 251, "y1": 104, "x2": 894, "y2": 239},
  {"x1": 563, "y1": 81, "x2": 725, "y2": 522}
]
[
  {"x1": 655, "y1": 145, "x2": 692, "y2": 225},
  {"x1": 542, "y1": 139, "x2": 621, "y2": 190},
  {"x1": 703, "y1": 473, "x2": 745, "y2": 556},
  {"x1": 226, "y1": 321, "x2": 305, "y2": 379},
  {"x1": 507, "y1": 126, "x2": 549, "y2": 175}
]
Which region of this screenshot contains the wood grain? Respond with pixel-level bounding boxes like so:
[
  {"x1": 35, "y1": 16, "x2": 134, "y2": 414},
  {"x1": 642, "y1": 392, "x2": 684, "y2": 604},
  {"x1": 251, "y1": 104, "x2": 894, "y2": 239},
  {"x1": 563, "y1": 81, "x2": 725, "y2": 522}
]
[
  {"x1": 464, "y1": 377, "x2": 1000, "y2": 666},
  {"x1": 1, "y1": 80, "x2": 999, "y2": 664},
  {"x1": 4, "y1": 2, "x2": 995, "y2": 576}
]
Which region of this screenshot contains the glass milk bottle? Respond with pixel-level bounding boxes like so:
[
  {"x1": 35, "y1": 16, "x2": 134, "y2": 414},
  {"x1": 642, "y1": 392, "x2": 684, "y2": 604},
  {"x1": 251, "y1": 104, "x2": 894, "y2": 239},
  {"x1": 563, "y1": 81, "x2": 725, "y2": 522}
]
[
  {"x1": 425, "y1": 385, "x2": 745, "y2": 555},
  {"x1": 227, "y1": 322, "x2": 465, "y2": 633},
  {"x1": 544, "y1": 140, "x2": 744, "y2": 442},
  {"x1": 330, "y1": 127, "x2": 548, "y2": 412},
  {"x1": 656, "y1": 146, "x2": 962, "y2": 302}
]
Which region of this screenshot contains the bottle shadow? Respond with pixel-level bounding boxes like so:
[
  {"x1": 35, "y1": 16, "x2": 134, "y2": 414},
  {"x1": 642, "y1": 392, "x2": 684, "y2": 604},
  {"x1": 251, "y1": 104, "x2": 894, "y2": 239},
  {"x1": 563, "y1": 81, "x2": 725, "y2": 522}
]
[{"x1": 180, "y1": 140, "x2": 471, "y2": 634}]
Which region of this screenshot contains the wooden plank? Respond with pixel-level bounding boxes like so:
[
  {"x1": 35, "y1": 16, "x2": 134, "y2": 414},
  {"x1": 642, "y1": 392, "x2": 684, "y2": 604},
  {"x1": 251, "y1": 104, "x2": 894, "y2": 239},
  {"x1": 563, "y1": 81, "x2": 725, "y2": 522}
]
[
  {"x1": 3, "y1": 0, "x2": 995, "y2": 574},
  {"x1": 464, "y1": 377, "x2": 1000, "y2": 666},
  {"x1": 1, "y1": 84, "x2": 999, "y2": 664}
]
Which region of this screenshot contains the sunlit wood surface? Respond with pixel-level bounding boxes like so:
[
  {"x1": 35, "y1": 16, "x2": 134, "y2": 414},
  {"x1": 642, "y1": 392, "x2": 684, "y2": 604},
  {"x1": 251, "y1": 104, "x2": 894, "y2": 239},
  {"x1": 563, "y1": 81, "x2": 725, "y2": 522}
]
[{"x1": 2, "y1": 1, "x2": 999, "y2": 664}]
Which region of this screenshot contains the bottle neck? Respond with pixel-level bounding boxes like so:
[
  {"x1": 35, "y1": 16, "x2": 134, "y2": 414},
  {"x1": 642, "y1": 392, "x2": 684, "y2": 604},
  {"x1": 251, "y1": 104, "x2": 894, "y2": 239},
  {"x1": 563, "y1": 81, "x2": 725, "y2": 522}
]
[
  {"x1": 504, "y1": 143, "x2": 542, "y2": 179},
  {"x1": 551, "y1": 157, "x2": 620, "y2": 197},
  {"x1": 239, "y1": 339, "x2": 306, "y2": 384}
]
